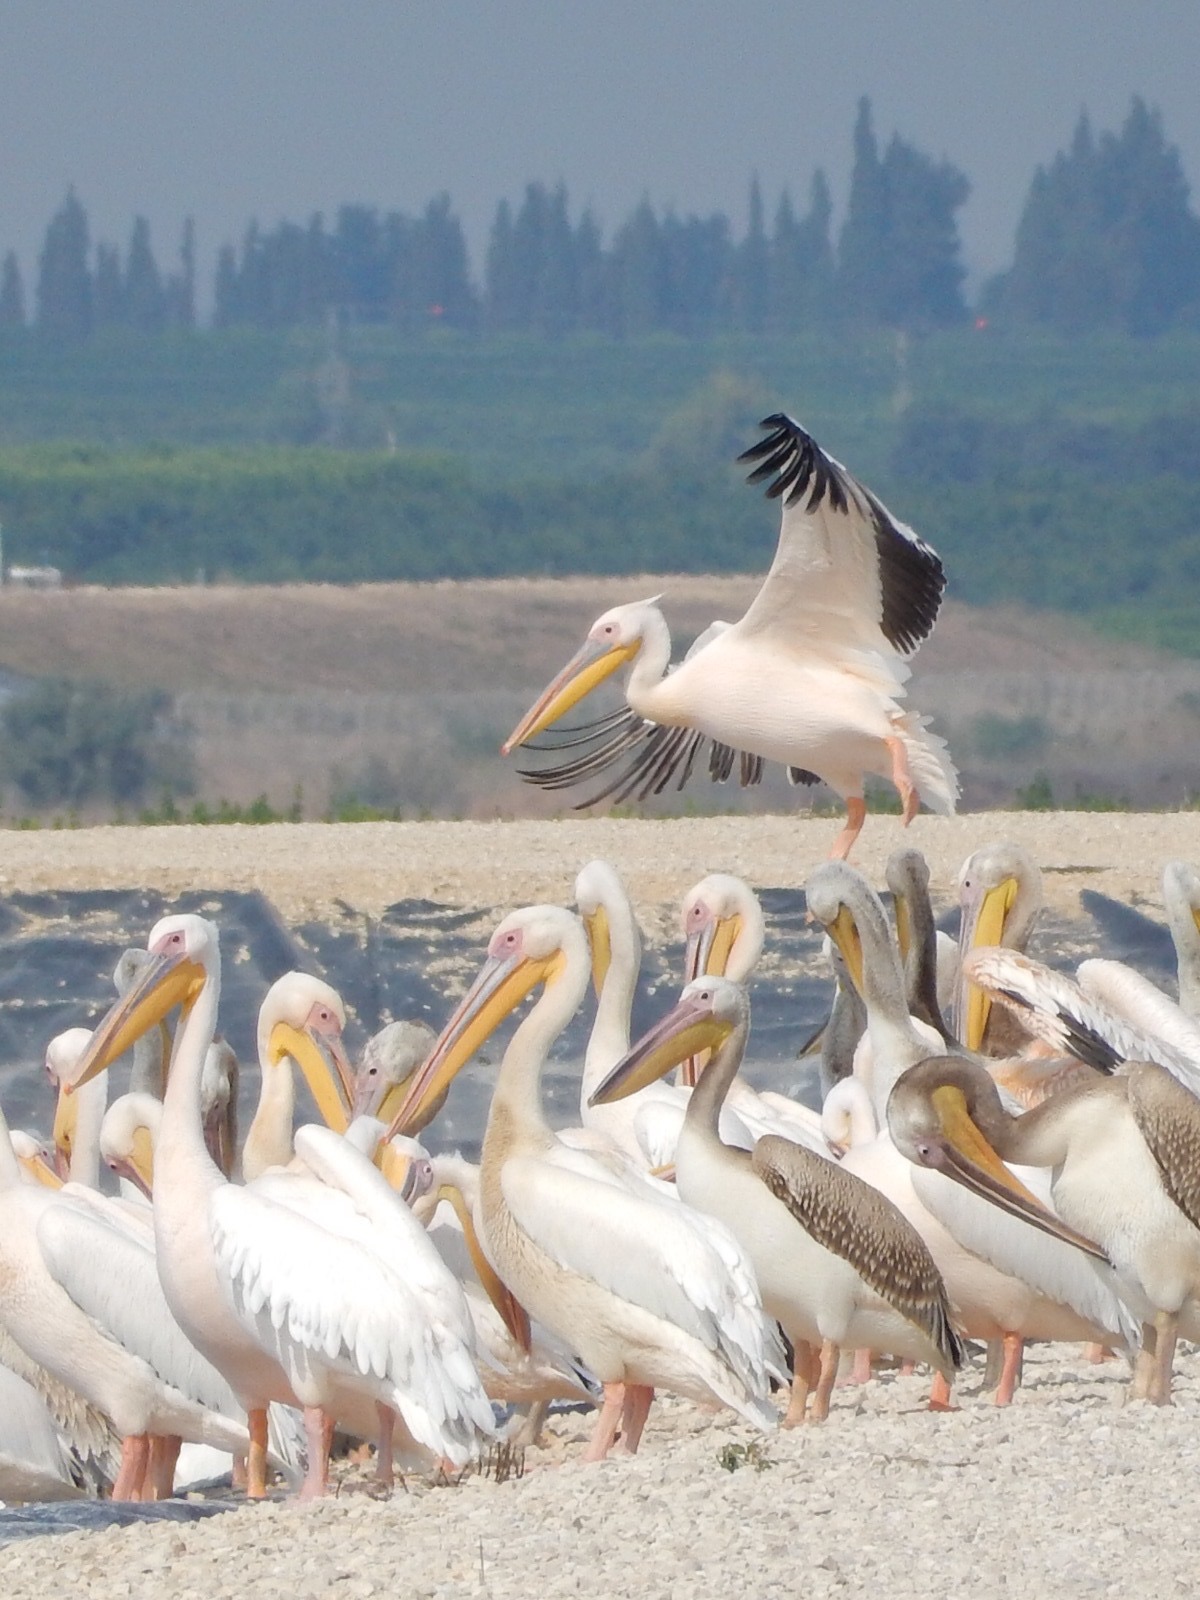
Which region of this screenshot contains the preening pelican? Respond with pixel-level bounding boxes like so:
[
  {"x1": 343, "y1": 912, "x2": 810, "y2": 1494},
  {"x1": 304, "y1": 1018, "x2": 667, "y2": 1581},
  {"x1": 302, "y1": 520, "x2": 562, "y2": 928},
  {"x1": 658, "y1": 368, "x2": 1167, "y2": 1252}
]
[
  {"x1": 593, "y1": 977, "x2": 963, "y2": 1423},
  {"x1": 889, "y1": 1054, "x2": 1199, "y2": 1403},
  {"x1": 502, "y1": 415, "x2": 957, "y2": 858},
  {"x1": 66, "y1": 914, "x2": 493, "y2": 1498},
  {"x1": 388, "y1": 904, "x2": 782, "y2": 1461}
]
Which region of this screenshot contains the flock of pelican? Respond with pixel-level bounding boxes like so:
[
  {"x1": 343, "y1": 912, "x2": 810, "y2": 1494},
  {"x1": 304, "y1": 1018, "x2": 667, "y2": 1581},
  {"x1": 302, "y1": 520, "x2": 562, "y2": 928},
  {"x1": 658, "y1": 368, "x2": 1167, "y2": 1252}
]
[
  {"x1": 4, "y1": 839, "x2": 1200, "y2": 1504},
  {"x1": 3, "y1": 417, "x2": 1198, "y2": 1507}
]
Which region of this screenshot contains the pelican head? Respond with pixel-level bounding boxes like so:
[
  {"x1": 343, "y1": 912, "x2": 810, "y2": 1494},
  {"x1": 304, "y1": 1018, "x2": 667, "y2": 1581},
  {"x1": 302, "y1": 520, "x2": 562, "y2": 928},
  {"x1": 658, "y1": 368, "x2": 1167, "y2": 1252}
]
[
  {"x1": 385, "y1": 905, "x2": 587, "y2": 1137},
  {"x1": 590, "y1": 975, "x2": 747, "y2": 1105},
  {"x1": 351, "y1": 1018, "x2": 438, "y2": 1123},
  {"x1": 64, "y1": 914, "x2": 216, "y2": 1093},
  {"x1": 99, "y1": 1092, "x2": 161, "y2": 1198},
  {"x1": 574, "y1": 859, "x2": 631, "y2": 999},
  {"x1": 887, "y1": 1055, "x2": 1109, "y2": 1262},
  {"x1": 45, "y1": 1027, "x2": 94, "y2": 1178},
  {"x1": 259, "y1": 971, "x2": 353, "y2": 1132},
  {"x1": 500, "y1": 598, "x2": 662, "y2": 754},
  {"x1": 805, "y1": 861, "x2": 892, "y2": 1000},
  {"x1": 956, "y1": 842, "x2": 1041, "y2": 1049},
  {"x1": 681, "y1": 873, "x2": 763, "y2": 984}
]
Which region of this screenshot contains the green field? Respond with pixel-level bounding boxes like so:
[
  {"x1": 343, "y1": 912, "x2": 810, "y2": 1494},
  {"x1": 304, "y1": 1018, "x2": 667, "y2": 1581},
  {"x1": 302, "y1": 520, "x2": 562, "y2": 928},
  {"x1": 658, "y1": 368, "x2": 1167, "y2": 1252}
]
[{"x1": 0, "y1": 325, "x2": 1198, "y2": 649}]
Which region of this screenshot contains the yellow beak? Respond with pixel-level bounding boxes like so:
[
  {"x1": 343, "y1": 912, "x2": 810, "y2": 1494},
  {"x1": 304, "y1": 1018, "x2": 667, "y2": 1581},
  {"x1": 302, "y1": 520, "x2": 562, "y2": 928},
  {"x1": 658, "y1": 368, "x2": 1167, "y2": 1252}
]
[
  {"x1": 959, "y1": 877, "x2": 1019, "y2": 1051},
  {"x1": 590, "y1": 992, "x2": 732, "y2": 1105},
  {"x1": 501, "y1": 635, "x2": 641, "y2": 753},
  {"x1": 269, "y1": 1021, "x2": 353, "y2": 1133},
  {"x1": 66, "y1": 951, "x2": 207, "y2": 1093}
]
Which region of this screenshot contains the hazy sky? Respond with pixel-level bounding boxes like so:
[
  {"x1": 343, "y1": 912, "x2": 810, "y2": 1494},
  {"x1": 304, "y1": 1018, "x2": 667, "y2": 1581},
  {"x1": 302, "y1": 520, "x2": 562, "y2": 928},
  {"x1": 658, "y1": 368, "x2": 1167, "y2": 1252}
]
[{"x1": 2, "y1": 1, "x2": 1198, "y2": 307}]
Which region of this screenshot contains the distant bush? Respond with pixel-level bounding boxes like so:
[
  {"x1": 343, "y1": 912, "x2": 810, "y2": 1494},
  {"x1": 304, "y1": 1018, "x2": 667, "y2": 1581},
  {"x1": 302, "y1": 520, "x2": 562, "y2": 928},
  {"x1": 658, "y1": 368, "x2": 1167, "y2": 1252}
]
[
  {"x1": 0, "y1": 679, "x2": 194, "y2": 807},
  {"x1": 968, "y1": 713, "x2": 1051, "y2": 761}
]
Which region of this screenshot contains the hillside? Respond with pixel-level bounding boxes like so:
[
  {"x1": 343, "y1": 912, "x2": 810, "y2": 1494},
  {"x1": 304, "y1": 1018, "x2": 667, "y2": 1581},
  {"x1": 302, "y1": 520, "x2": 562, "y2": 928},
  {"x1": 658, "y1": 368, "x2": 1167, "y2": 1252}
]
[{"x1": 0, "y1": 578, "x2": 1196, "y2": 819}]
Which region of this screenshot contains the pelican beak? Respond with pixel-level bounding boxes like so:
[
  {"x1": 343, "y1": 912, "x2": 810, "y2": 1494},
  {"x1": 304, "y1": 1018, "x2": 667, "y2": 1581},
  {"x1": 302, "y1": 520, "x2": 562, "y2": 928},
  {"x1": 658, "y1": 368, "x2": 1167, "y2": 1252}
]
[
  {"x1": 919, "y1": 1084, "x2": 1110, "y2": 1263},
  {"x1": 18, "y1": 1148, "x2": 63, "y2": 1189},
  {"x1": 436, "y1": 1180, "x2": 532, "y2": 1354},
  {"x1": 501, "y1": 634, "x2": 641, "y2": 753},
  {"x1": 52, "y1": 1084, "x2": 76, "y2": 1179},
  {"x1": 64, "y1": 951, "x2": 206, "y2": 1093},
  {"x1": 109, "y1": 1125, "x2": 156, "y2": 1199},
  {"x1": 822, "y1": 904, "x2": 866, "y2": 998},
  {"x1": 958, "y1": 876, "x2": 1019, "y2": 1050},
  {"x1": 377, "y1": 1144, "x2": 433, "y2": 1205},
  {"x1": 583, "y1": 907, "x2": 612, "y2": 1001},
  {"x1": 590, "y1": 991, "x2": 732, "y2": 1105},
  {"x1": 893, "y1": 892, "x2": 913, "y2": 963},
  {"x1": 270, "y1": 1021, "x2": 353, "y2": 1133},
  {"x1": 681, "y1": 913, "x2": 742, "y2": 1084},
  {"x1": 383, "y1": 949, "x2": 562, "y2": 1138}
]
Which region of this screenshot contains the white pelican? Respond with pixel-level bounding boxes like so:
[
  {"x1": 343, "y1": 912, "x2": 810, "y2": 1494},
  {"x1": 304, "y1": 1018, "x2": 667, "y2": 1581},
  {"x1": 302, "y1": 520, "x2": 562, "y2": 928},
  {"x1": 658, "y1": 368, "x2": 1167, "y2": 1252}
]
[
  {"x1": 955, "y1": 841, "x2": 1045, "y2": 1053},
  {"x1": 0, "y1": 1365, "x2": 86, "y2": 1504},
  {"x1": 240, "y1": 970, "x2": 355, "y2": 1181},
  {"x1": 501, "y1": 415, "x2": 957, "y2": 859},
  {"x1": 387, "y1": 903, "x2": 782, "y2": 1461},
  {"x1": 351, "y1": 1019, "x2": 439, "y2": 1127},
  {"x1": 889, "y1": 1054, "x2": 1199, "y2": 1403},
  {"x1": 65, "y1": 914, "x2": 494, "y2": 1498},
  {"x1": 0, "y1": 1088, "x2": 251, "y2": 1500},
  {"x1": 1163, "y1": 860, "x2": 1200, "y2": 1017},
  {"x1": 680, "y1": 871, "x2": 828, "y2": 1152},
  {"x1": 808, "y1": 861, "x2": 1130, "y2": 1403},
  {"x1": 593, "y1": 976, "x2": 963, "y2": 1423}
]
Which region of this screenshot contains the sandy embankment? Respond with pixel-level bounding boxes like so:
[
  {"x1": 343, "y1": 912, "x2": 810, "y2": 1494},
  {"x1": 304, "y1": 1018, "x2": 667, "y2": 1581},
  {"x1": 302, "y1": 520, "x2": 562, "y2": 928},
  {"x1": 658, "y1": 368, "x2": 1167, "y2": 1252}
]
[{"x1": 2, "y1": 810, "x2": 1200, "y2": 1598}]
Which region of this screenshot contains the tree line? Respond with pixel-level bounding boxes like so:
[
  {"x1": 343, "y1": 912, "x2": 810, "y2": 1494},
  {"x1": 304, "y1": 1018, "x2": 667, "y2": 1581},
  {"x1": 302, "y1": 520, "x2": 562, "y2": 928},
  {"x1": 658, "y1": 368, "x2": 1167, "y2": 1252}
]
[{"x1": 1, "y1": 96, "x2": 1198, "y2": 341}]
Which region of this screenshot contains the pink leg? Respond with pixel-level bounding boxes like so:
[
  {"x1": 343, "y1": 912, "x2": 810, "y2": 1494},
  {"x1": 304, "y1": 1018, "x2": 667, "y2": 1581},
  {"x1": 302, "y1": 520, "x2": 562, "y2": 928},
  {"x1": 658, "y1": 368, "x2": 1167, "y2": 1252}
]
[
  {"x1": 146, "y1": 1435, "x2": 181, "y2": 1499},
  {"x1": 1150, "y1": 1310, "x2": 1179, "y2": 1405},
  {"x1": 928, "y1": 1371, "x2": 956, "y2": 1412},
  {"x1": 829, "y1": 797, "x2": 867, "y2": 861},
  {"x1": 615, "y1": 1385, "x2": 653, "y2": 1455},
  {"x1": 994, "y1": 1333, "x2": 1024, "y2": 1407},
  {"x1": 112, "y1": 1434, "x2": 151, "y2": 1502},
  {"x1": 809, "y1": 1340, "x2": 840, "y2": 1423},
  {"x1": 375, "y1": 1403, "x2": 395, "y2": 1489},
  {"x1": 783, "y1": 1340, "x2": 815, "y2": 1426},
  {"x1": 837, "y1": 1348, "x2": 872, "y2": 1387},
  {"x1": 247, "y1": 1407, "x2": 269, "y2": 1499},
  {"x1": 299, "y1": 1406, "x2": 331, "y2": 1500},
  {"x1": 581, "y1": 1382, "x2": 625, "y2": 1463},
  {"x1": 1085, "y1": 1341, "x2": 1115, "y2": 1364},
  {"x1": 886, "y1": 737, "x2": 920, "y2": 826}
]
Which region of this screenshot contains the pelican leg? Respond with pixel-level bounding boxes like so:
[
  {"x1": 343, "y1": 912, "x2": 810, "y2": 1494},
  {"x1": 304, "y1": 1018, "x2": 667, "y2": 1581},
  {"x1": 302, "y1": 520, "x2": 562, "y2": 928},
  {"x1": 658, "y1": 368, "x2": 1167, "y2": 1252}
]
[
  {"x1": 980, "y1": 1339, "x2": 1004, "y2": 1392},
  {"x1": 1085, "y1": 1341, "x2": 1115, "y2": 1364},
  {"x1": 146, "y1": 1434, "x2": 182, "y2": 1499},
  {"x1": 809, "y1": 1340, "x2": 840, "y2": 1423},
  {"x1": 581, "y1": 1382, "x2": 625, "y2": 1462},
  {"x1": 246, "y1": 1406, "x2": 270, "y2": 1499},
  {"x1": 993, "y1": 1334, "x2": 1024, "y2": 1406},
  {"x1": 783, "y1": 1339, "x2": 815, "y2": 1426},
  {"x1": 886, "y1": 737, "x2": 919, "y2": 826},
  {"x1": 299, "y1": 1405, "x2": 331, "y2": 1500},
  {"x1": 507, "y1": 1398, "x2": 550, "y2": 1447},
  {"x1": 112, "y1": 1433, "x2": 150, "y2": 1502},
  {"x1": 1149, "y1": 1310, "x2": 1179, "y2": 1406},
  {"x1": 829, "y1": 798, "x2": 867, "y2": 861},
  {"x1": 615, "y1": 1384, "x2": 653, "y2": 1455},
  {"x1": 1130, "y1": 1323, "x2": 1157, "y2": 1401},
  {"x1": 231, "y1": 1451, "x2": 248, "y2": 1490},
  {"x1": 928, "y1": 1371, "x2": 956, "y2": 1412},
  {"x1": 375, "y1": 1403, "x2": 395, "y2": 1490},
  {"x1": 843, "y1": 1348, "x2": 873, "y2": 1386}
]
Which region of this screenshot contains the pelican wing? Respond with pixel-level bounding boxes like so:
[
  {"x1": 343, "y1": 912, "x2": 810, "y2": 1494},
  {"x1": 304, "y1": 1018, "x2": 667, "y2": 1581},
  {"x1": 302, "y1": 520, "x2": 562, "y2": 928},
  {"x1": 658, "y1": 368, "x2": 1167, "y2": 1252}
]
[
  {"x1": 733, "y1": 415, "x2": 944, "y2": 659},
  {"x1": 210, "y1": 1181, "x2": 492, "y2": 1460},
  {"x1": 1125, "y1": 1061, "x2": 1200, "y2": 1236},
  {"x1": 501, "y1": 1144, "x2": 777, "y2": 1398},
  {"x1": 36, "y1": 1197, "x2": 246, "y2": 1424},
  {"x1": 752, "y1": 1134, "x2": 963, "y2": 1374}
]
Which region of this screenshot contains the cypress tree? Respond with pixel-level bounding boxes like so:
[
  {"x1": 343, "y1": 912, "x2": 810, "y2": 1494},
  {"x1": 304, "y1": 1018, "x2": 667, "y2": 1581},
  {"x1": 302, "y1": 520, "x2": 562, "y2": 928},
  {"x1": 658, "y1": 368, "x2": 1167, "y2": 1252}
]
[
  {"x1": 36, "y1": 188, "x2": 92, "y2": 339},
  {"x1": 484, "y1": 199, "x2": 519, "y2": 331},
  {"x1": 736, "y1": 177, "x2": 769, "y2": 332},
  {"x1": 92, "y1": 242, "x2": 123, "y2": 326},
  {"x1": 124, "y1": 216, "x2": 167, "y2": 332},
  {"x1": 0, "y1": 251, "x2": 25, "y2": 326},
  {"x1": 837, "y1": 98, "x2": 889, "y2": 322}
]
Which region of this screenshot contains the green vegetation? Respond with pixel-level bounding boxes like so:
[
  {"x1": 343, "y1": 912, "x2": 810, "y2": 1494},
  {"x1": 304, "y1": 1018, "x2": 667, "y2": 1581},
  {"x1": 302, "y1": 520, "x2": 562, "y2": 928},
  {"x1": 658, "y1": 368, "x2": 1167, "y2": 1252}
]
[{"x1": 0, "y1": 679, "x2": 194, "y2": 806}]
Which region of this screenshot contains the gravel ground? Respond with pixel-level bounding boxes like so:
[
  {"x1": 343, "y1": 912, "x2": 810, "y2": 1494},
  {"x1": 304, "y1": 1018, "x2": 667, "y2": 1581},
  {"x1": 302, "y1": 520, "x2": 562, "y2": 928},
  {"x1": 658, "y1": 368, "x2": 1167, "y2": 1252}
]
[{"x1": 2, "y1": 812, "x2": 1199, "y2": 1595}]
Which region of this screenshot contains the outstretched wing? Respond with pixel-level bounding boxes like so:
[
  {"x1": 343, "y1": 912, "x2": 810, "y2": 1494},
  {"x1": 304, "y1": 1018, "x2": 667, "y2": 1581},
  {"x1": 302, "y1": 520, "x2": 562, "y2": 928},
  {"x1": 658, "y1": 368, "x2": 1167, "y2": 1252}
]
[{"x1": 732, "y1": 415, "x2": 944, "y2": 659}]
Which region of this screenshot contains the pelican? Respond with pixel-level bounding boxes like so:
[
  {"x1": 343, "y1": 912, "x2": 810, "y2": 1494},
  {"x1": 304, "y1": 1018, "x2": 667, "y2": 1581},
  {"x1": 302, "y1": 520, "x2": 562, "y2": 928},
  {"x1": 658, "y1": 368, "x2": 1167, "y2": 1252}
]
[
  {"x1": 1163, "y1": 861, "x2": 1200, "y2": 1018},
  {"x1": 0, "y1": 1088, "x2": 251, "y2": 1500},
  {"x1": 886, "y1": 848, "x2": 955, "y2": 1044},
  {"x1": 808, "y1": 861, "x2": 1129, "y2": 1402},
  {"x1": 680, "y1": 871, "x2": 827, "y2": 1153},
  {"x1": 955, "y1": 841, "x2": 1045, "y2": 1053},
  {"x1": 889, "y1": 1055, "x2": 1197, "y2": 1403},
  {"x1": 240, "y1": 970, "x2": 355, "y2": 1181},
  {"x1": 64, "y1": 914, "x2": 494, "y2": 1498},
  {"x1": 352, "y1": 1019, "x2": 439, "y2": 1127},
  {"x1": 387, "y1": 903, "x2": 782, "y2": 1461},
  {"x1": 502, "y1": 415, "x2": 957, "y2": 858},
  {"x1": 593, "y1": 976, "x2": 963, "y2": 1423}
]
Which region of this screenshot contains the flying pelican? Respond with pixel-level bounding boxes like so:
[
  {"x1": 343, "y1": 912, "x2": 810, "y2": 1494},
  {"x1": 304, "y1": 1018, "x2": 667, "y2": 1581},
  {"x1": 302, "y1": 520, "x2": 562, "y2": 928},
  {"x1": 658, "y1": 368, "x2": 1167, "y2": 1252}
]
[
  {"x1": 501, "y1": 415, "x2": 957, "y2": 859},
  {"x1": 888, "y1": 1054, "x2": 1197, "y2": 1404},
  {"x1": 592, "y1": 976, "x2": 963, "y2": 1423},
  {"x1": 64, "y1": 914, "x2": 494, "y2": 1498},
  {"x1": 386, "y1": 903, "x2": 782, "y2": 1461}
]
